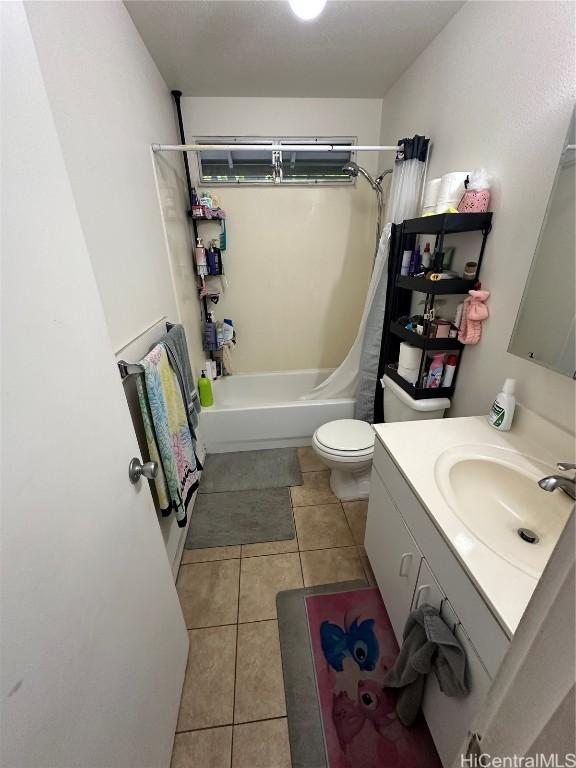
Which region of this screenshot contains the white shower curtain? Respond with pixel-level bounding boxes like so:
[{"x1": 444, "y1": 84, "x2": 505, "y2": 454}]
[{"x1": 302, "y1": 136, "x2": 429, "y2": 417}]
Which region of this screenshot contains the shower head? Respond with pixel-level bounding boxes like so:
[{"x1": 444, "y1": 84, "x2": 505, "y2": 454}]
[{"x1": 343, "y1": 161, "x2": 390, "y2": 191}]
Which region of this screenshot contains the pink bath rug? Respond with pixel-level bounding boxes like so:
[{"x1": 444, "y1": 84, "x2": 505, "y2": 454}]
[{"x1": 305, "y1": 587, "x2": 442, "y2": 768}]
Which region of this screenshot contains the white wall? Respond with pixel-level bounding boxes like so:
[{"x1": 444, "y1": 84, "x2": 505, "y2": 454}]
[
  {"x1": 25, "y1": 0, "x2": 205, "y2": 568},
  {"x1": 25, "y1": 0, "x2": 181, "y2": 352},
  {"x1": 379, "y1": 1, "x2": 575, "y2": 430},
  {"x1": 182, "y1": 97, "x2": 384, "y2": 372}
]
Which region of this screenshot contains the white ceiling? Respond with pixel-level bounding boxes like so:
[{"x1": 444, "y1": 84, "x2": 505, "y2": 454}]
[{"x1": 125, "y1": 0, "x2": 464, "y2": 98}]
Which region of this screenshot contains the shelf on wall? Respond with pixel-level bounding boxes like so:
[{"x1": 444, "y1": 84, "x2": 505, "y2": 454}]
[
  {"x1": 396, "y1": 275, "x2": 475, "y2": 294},
  {"x1": 390, "y1": 321, "x2": 463, "y2": 350},
  {"x1": 402, "y1": 212, "x2": 493, "y2": 235},
  {"x1": 385, "y1": 365, "x2": 455, "y2": 400},
  {"x1": 187, "y1": 210, "x2": 225, "y2": 222}
]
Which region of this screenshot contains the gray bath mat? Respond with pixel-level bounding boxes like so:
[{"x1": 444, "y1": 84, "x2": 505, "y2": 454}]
[
  {"x1": 276, "y1": 581, "x2": 367, "y2": 768},
  {"x1": 199, "y1": 448, "x2": 302, "y2": 494},
  {"x1": 186, "y1": 487, "x2": 296, "y2": 549}
]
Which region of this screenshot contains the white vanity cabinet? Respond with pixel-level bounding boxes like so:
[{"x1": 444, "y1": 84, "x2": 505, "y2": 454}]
[
  {"x1": 364, "y1": 472, "x2": 422, "y2": 641},
  {"x1": 365, "y1": 437, "x2": 510, "y2": 766}
]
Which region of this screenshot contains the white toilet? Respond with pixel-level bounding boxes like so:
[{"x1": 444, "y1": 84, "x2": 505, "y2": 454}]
[{"x1": 311, "y1": 374, "x2": 450, "y2": 501}]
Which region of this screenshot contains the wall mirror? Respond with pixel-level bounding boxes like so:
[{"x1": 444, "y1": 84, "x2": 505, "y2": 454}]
[{"x1": 509, "y1": 110, "x2": 575, "y2": 378}]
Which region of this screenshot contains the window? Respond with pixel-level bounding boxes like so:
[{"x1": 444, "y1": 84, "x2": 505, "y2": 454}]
[{"x1": 195, "y1": 137, "x2": 356, "y2": 185}]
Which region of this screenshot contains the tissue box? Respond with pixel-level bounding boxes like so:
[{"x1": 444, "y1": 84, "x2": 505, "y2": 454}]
[{"x1": 458, "y1": 189, "x2": 491, "y2": 213}]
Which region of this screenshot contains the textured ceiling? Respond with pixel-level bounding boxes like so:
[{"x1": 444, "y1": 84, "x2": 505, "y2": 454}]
[{"x1": 124, "y1": 0, "x2": 464, "y2": 97}]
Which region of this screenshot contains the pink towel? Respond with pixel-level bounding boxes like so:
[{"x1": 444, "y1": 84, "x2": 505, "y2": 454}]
[{"x1": 458, "y1": 289, "x2": 490, "y2": 345}]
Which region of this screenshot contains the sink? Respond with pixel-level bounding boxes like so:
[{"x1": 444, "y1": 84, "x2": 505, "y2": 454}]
[{"x1": 435, "y1": 445, "x2": 573, "y2": 578}]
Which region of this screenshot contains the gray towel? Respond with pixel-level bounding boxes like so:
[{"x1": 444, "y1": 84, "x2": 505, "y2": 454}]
[
  {"x1": 383, "y1": 603, "x2": 468, "y2": 726},
  {"x1": 158, "y1": 323, "x2": 201, "y2": 436}
]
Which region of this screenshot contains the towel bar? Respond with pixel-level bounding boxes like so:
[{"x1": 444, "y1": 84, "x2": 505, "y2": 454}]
[
  {"x1": 117, "y1": 360, "x2": 144, "y2": 379},
  {"x1": 117, "y1": 322, "x2": 176, "y2": 380}
]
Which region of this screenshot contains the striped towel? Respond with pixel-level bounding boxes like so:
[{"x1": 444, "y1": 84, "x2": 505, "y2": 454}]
[
  {"x1": 159, "y1": 323, "x2": 201, "y2": 436},
  {"x1": 137, "y1": 344, "x2": 199, "y2": 527}
]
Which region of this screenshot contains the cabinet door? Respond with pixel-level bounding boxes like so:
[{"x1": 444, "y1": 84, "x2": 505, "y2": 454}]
[
  {"x1": 365, "y1": 470, "x2": 422, "y2": 644},
  {"x1": 413, "y1": 562, "x2": 492, "y2": 767}
]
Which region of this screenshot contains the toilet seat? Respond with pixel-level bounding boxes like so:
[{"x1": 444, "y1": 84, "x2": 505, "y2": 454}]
[{"x1": 313, "y1": 419, "x2": 375, "y2": 459}]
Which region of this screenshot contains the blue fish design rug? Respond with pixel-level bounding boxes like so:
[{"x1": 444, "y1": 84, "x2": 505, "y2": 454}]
[{"x1": 305, "y1": 587, "x2": 441, "y2": 768}]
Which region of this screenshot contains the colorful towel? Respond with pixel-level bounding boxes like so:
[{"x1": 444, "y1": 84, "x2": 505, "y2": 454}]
[{"x1": 137, "y1": 344, "x2": 199, "y2": 527}]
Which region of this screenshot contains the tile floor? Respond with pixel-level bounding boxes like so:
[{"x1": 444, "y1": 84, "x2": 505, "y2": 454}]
[{"x1": 171, "y1": 447, "x2": 376, "y2": 768}]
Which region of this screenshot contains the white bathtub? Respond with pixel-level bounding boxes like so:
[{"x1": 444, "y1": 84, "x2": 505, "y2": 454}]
[{"x1": 202, "y1": 369, "x2": 355, "y2": 453}]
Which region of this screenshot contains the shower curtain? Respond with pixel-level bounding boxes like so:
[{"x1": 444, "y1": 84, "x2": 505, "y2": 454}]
[{"x1": 302, "y1": 136, "x2": 429, "y2": 421}]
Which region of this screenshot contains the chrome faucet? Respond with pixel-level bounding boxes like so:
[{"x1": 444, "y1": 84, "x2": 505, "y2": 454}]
[{"x1": 538, "y1": 463, "x2": 576, "y2": 501}]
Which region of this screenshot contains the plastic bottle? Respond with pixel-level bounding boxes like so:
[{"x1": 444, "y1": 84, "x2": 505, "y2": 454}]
[
  {"x1": 223, "y1": 319, "x2": 234, "y2": 343},
  {"x1": 426, "y1": 353, "x2": 444, "y2": 388},
  {"x1": 488, "y1": 378, "x2": 516, "y2": 431},
  {"x1": 421, "y1": 242, "x2": 432, "y2": 270},
  {"x1": 198, "y1": 371, "x2": 214, "y2": 407},
  {"x1": 195, "y1": 237, "x2": 207, "y2": 276},
  {"x1": 442, "y1": 355, "x2": 458, "y2": 387},
  {"x1": 401, "y1": 250, "x2": 412, "y2": 276},
  {"x1": 409, "y1": 245, "x2": 421, "y2": 275}
]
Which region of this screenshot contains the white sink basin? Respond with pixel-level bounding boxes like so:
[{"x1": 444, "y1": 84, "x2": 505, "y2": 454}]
[{"x1": 435, "y1": 445, "x2": 573, "y2": 578}]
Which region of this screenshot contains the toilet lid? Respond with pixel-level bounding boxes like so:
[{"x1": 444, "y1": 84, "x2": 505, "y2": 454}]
[{"x1": 315, "y1": 419, "x2": 375, "y2": 453}]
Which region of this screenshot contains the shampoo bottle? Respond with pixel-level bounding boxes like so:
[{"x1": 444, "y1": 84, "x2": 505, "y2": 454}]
[
  {"x1": 421, "y1": 242, "x2": 432, "y2": 270},
  {"x1": 488, "y1": 378, "x2": 516, "y2": 431},
  {"x1": 198, "y1": 371, "x2": 214, "y2": 407},
  {"x1": 426, "y1": 353, "x2": 444, "y2": 388}
]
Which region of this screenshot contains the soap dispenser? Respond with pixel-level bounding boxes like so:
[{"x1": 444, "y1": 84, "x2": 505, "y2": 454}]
[{"x1": 488, "y1": 378, "x2": 516, "y2": 431}]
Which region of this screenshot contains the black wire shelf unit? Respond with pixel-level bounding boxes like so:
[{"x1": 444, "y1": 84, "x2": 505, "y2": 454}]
[
  {"x1": 171, "y1": 90, "x2": 227, "y2": 364},
  {"x1": 373, "y1": 212, "x2": 492, "y2": 421}
]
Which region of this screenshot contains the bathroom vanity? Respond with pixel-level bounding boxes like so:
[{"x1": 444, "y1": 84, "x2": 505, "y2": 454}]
[{"x1": 365, "y1": 413, "x2": 573, "y2": 766}]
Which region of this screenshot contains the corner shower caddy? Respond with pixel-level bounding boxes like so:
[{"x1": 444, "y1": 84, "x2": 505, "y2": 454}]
[
  {"x1": 171, "y1": 90, "x2": 229, "y2": 367},
  {"x1": 375, "y1": 211, "x2": 493, "y2": 420}
]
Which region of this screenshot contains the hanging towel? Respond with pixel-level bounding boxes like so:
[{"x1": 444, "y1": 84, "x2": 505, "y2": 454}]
[
  {"x1": 158, "y1": 323, "x2": 201, "y2": 435},
  {"x1": 382, "y1": 603, "x2": 468, "y2": 726},
  {"x1": 458, "y1": 289, "x2": 490, "y2": 345},
  {"x1": 137, "y1": 344, "x2": 199, "y2": 527}
]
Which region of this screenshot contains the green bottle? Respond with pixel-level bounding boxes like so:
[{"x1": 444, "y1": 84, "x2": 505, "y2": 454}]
[{"x1": 198, "y1": 371, "x2": 214, "y2": 407}]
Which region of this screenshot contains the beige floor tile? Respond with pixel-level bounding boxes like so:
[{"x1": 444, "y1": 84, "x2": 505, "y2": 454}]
[
  {"x1": 297, "y1": 446, "x2": 326, "y2": 473},
  {"x1": 238, "y1": 552, "x2": 302, "y2": 622},
  {"x1": 343, "y1": 500, "x2": 368, "y2": 545},
  {"x1": 300, "y1": 546, "x2": 366, "y2": 587},
  {"x1": 241, "y1": 537, "x2": 298, "y2": 558},
  {"x1": 358, "y1": 545, "x2": 377, "y2": 586},
  {"x1": 232, "y1": 718, "x2": 291, "y2": 768},
  {"x1": 171, "y1": 727, "x2": 232, "y2": 768},
  {"x1": 176, "y1": 559, "x2": 240, "y2": 629},
  {"x1": 181, "y1": 545, "x2": 241, "y2": 564},
  {"x1": 177, "y1": 626, "x2": 236, "y2": 731},
  {"x1": 294, "y1": 504, "x2": 354, "y2": 550},
  {"x1": 234, "y1": 621, "x2": 286, "y2": 723},
  {"x1": 290, "y1": 471, "x2": 338, "y2": 507}
]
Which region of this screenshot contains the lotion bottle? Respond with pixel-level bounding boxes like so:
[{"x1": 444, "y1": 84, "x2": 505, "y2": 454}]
[{"x1": 488, "y1": 378, "x2": 516, "y2": 431}]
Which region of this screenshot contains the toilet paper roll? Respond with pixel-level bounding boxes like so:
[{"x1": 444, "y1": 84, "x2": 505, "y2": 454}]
[
  {"x1": 398, "y1": 365, "x2": 419, "y2": 385},
  {"x1": 422, "y1": 177, "x2": 441, "y2": 208},
  {"x1": 437, "y1": 171, "x2": 470, "y2": 204},
  {"x1": 399, "y1": 343, "x2": 422, "y2": 370}
]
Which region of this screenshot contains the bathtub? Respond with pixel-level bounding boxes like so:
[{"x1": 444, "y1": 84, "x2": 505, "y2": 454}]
[{"x1": 202, "y1": 369, "x2": 355, "y2": 453}]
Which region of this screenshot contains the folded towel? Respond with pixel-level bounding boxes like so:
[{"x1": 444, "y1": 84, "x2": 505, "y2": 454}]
[
  {"x1": 137, "y1": 344, "x2": 199, "y2": 527},
  {"x1": 458, "y1": 289, "x2": 490, "y2": 345},
  {"x1": 159, "y1": 323, "x2": 201, "y2": 436},
  {"x1": 383, "y1": 603, "x2": 468, "y2": 726}
]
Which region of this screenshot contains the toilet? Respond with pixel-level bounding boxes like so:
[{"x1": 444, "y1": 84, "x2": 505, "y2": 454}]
[{"x1": 312, "y1": 374, "x2": 450, "y2": 501}]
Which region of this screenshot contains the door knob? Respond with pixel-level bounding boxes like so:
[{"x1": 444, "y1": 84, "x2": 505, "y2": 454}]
[{"x1": 129, "y1": 457, "x2": 159, "y2": 484}]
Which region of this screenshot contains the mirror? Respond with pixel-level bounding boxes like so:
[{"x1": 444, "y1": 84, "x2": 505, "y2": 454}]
[{"x1": 509, "y1": 111, "x2": 575, "y2": 378}]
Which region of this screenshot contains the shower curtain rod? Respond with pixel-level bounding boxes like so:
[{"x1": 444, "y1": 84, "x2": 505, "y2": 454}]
[{"x1": 151, "y1": 143, "x2": 400, "y2": 153}]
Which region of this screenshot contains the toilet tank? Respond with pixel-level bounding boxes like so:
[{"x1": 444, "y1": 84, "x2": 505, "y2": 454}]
[{"x1": 382, "y1": 374, "x2": 450, "y2": 422}]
